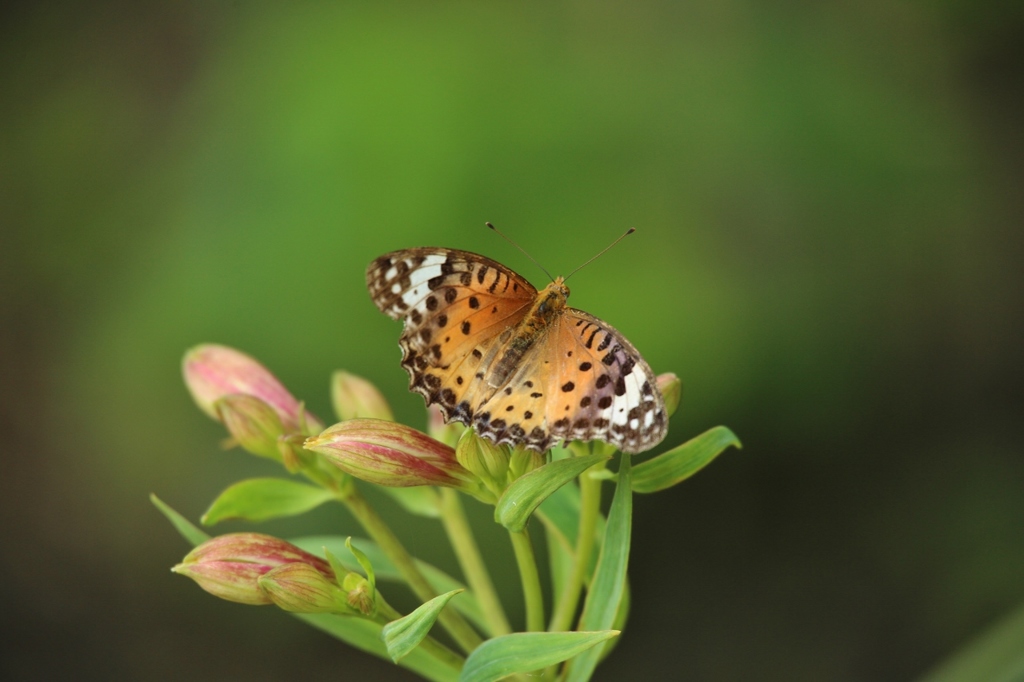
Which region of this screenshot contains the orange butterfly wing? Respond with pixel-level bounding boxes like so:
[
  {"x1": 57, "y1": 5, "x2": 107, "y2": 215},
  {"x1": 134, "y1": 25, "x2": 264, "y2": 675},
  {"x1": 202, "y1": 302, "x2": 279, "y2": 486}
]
[
  {"x1": 366, "y1": 248, "x2": 537, "y2": 419},
  {"x1": 471, "y1": 309, "x2": 667, "y2": 453}
]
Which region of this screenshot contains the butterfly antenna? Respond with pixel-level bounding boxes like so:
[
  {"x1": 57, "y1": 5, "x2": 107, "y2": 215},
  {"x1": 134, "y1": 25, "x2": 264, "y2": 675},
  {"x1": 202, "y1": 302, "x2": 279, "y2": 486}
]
[
  {"x1": 564, "y1": 227, "x2": 636, "y2": 282},
  {"x1": 486, "y1": 222, "x2": 555, "y2": 282}
]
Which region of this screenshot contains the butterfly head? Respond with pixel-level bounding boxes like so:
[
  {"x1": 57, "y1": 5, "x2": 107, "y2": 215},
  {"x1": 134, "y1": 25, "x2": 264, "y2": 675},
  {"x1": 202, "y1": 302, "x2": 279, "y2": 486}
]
[{"x1": 536, "y1": 277, "x2": 570, "y2": 317}]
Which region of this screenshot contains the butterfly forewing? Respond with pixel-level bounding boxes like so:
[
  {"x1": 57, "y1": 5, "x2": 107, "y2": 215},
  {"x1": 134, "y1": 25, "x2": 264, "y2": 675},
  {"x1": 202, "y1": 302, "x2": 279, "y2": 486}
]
[{"x1": 367, "y1": 248, "x2": 536, "y2": 418}]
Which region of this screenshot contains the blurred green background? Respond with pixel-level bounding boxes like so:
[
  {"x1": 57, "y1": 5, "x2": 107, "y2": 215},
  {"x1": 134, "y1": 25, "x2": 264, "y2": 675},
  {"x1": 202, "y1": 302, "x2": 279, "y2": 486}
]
[{"x1": 3, "y1": 1, "x2": 1022, "y2": 680}]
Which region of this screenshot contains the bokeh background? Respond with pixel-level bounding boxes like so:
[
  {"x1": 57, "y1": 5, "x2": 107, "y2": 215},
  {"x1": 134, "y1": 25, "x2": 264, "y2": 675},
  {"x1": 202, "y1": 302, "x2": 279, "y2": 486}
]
[{"x1": 3, "y1": 1, "x2": 1022, "y2": 680}]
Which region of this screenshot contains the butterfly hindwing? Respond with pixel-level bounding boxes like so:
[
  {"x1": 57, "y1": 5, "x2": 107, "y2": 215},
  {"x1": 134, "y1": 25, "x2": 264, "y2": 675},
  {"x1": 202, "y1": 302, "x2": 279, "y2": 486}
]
[
  {"x1": 366, "y1": 248, "x2": 536, "y2": 417},
  {"x1": 473, "y1": 308, "x2": 666, "y2": 453}
]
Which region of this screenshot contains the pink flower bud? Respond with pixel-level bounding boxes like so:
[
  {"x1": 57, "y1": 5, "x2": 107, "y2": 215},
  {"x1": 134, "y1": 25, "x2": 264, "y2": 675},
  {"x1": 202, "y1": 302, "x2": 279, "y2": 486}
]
[
  {"x1": 657, "y1": 372, "x2": 682, "y2": 418},
  {"x1": 182, "y1": 344, "x2": 323, "y2": 433},
  {"x1": 215, "y1": 395, "x2": 284, "y2": 460},
  {"x1": 304, "y1": 419, "x2": 477, "y2": 489},
  {"x1": 171, "y1": 533, "x2": 332, "y2": 605},
  {"x1": 258, "y1": 563, "x2": 350, "y2": 614},
  {"x1": 331, "y1": 371, "x2": 395, "y2": 422}
]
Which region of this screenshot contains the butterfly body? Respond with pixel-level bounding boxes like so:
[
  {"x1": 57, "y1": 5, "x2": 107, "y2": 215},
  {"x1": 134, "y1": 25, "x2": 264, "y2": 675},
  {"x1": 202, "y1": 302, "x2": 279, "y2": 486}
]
[
  {"x1": 490, "y1": 278, "x2": 569, "y2": 388},
  {"x1": 367, "y1": 248, "x2": 667, "y2": 454}
]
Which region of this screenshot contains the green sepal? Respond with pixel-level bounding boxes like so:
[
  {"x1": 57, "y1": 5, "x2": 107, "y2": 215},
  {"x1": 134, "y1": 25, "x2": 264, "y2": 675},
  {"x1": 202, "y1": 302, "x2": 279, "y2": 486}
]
[
  {"x1": 200, "y1": 477, "x2": 334, "y2": 525},
  {"x1": 631, "y1": 426, "x2": 741, "y2": 494},
  {"x1": 346, "y1": 536, "x2": 376, "y2": 597},
  {"x1": 299, "y1": 614, "x2": 460, "y2": 682},
  {"x1": 381, "y1": 589, "x2": 464, "y2": 663},
  {"x1": 150, "y1": 494, "x2": 210, "y2": 547},
  {"x1": 494, "y1": 452, "x2": 609, "y2": 532},
  {"x1": 565, "y1": 455, "x2": 633, "y2": 682},
  {"x1": 323, "y1": 547, "x2": 350, "y2": 587},
  {"x1": 459, "y1": 631, "x2": 619, "y2": 682},
  {"x1": 291, "y1": 536, "x2": 489, "y2": 635}
]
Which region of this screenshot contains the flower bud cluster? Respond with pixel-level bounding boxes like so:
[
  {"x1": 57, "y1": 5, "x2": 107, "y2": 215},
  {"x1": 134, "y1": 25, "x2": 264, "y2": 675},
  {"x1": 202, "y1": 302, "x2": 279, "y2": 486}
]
[
  {"x1": 182, "y1": 345, "x2": 682, "y2": 501},
  {"x1": 172, "y1": 533, "x2": 370, "y2": 615}
]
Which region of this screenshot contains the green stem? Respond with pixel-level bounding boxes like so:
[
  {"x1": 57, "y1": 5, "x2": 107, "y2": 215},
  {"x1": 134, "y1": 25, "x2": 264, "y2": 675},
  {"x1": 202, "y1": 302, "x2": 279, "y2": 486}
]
[
  {"x1": 337, "y1": 483, "x2": 483, "y2": 654},
  {"x1": 375, "y1": 596, "x2": 405, "y2": 624},
  {"x1": 509, "y1": 528, "x2": 545, "y2": 632},
  {"x1": 548, "y1": 459, "x2": 604, "y2": 632},
  {"x1": 439, "y1": 488, "x2": 513, "y2": 636}
]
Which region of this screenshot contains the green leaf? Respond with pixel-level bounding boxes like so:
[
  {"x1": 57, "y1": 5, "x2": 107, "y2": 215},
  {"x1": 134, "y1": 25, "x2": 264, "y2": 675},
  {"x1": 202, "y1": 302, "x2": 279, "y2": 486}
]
[
  {"x1": 459, "y1": 631, "x2": 619, "y2": 682},
  {"x1": 495, "y1": 453, "x2": 609, "y2": 532},
  {"x1": 150, "y1": 494, "x2": 210, "y2": 547},
  {"x1": 381, "y1": 485, "x2": 442, "y2": 518},
  {"x1": 631, "y1": 426, "x2": 741, "y2": 494},
  {"x1": 382, "y1": 589, "x2": 464, "y2": 663},
  {"x1": 600, "y1": 577, "x2": 631, "y2": 662},
  {"x1": 565, "y1": 455, "x2": 633, "y2": 682},
  {"x1": 290, "y1": 536, "x2": 489, "y2": 635},
  {"x1": 201, "y1": 477, "x2": 334, "y2": 525},
  {"x1": 917, "y1": 603, "x2": 1024, "y2": 682},
  {"x1": 298, "y1": 614, "x2": 460, "y2": 682}
]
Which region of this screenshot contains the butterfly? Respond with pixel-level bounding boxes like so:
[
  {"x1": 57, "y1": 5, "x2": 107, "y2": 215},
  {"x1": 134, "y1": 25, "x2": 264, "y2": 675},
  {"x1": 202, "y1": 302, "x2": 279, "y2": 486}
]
[{"x1": 366, "y1": 248, "x2": 667, "y2": 454}]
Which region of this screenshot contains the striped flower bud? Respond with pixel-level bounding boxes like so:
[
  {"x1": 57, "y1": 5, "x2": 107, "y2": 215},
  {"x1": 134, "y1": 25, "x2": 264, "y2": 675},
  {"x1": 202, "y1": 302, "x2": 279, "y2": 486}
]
[
  {"x1": 171, "y1": 533, "x2": 332, "y2": 605},
  {"x1": 258, "y1": 562, "x2": 351, "y2": 614},
  {"x1": 304, "y1": 419, "x2": 480, "y2": 490}
]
